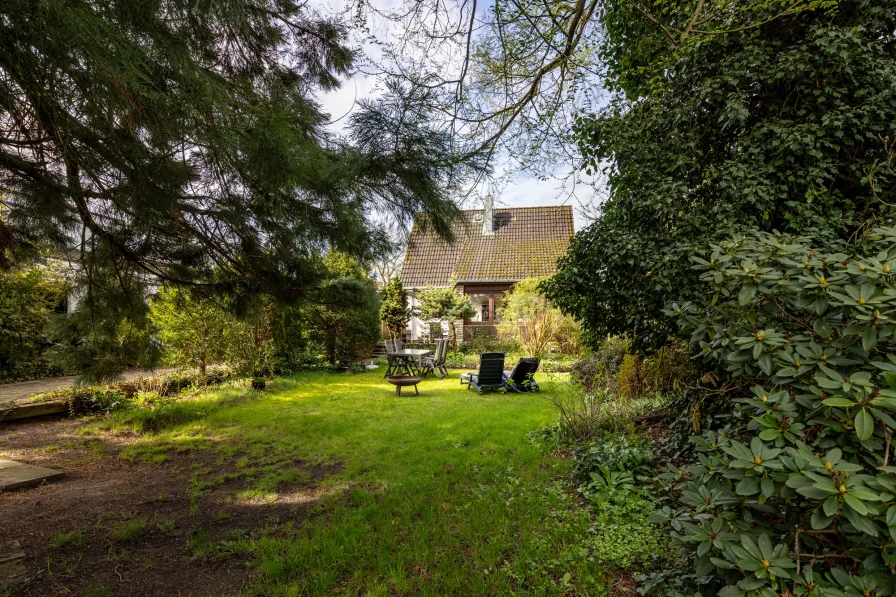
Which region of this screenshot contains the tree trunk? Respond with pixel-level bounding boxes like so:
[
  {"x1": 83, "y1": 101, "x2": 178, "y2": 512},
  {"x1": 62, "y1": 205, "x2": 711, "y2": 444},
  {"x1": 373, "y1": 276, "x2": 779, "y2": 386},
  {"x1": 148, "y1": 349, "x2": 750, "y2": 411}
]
[{"x1": 326, "y1": 331, "x2": 337, "y2": 365}]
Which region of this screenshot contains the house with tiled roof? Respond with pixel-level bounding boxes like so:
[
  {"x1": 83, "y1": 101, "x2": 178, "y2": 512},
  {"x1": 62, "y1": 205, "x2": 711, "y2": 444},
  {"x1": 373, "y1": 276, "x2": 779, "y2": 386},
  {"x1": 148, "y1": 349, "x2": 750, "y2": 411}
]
[{"x1": 400, "y1": 198, "x2": 574, "y2": 341}]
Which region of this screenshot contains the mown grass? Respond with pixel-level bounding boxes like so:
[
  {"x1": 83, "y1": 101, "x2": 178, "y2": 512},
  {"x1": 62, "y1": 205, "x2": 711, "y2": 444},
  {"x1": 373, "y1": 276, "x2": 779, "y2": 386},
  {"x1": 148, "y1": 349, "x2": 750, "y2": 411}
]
[{"x1": 94, "y1": 370, "x2": 610, "y2": 595}]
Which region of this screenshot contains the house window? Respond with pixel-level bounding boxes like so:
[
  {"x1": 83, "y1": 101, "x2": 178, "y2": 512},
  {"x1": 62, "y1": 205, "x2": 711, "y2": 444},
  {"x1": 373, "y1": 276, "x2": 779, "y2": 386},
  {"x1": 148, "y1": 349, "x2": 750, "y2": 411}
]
[{"x1": 481, "y1": 303, "x2": 490, "y2": 321}]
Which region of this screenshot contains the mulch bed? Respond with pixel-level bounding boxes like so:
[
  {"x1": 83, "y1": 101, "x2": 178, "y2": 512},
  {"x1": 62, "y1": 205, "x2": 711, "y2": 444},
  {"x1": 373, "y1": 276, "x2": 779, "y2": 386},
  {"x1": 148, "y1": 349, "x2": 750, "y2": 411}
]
[{"x1": 0, "y1": 415, "x2": 337, "y2": 596}]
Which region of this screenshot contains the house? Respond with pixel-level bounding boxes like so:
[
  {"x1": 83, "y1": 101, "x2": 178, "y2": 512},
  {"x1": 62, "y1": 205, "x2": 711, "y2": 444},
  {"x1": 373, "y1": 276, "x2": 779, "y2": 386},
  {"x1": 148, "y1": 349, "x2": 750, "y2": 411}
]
[{"x1": 400, "y1": 197, "x2": 574, "y2": 341}]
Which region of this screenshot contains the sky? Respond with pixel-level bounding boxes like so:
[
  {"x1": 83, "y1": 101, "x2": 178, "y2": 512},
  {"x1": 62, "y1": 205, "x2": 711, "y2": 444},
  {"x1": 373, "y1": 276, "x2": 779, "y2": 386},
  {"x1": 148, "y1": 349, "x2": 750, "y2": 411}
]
[{"x1": 312, "y1": 0, "x2": 597, "y2": 231}]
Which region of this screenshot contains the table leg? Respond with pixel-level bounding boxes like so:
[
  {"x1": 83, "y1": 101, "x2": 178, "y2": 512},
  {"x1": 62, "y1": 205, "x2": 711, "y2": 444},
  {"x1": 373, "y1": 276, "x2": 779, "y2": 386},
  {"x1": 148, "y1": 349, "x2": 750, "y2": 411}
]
[
  {"x1": 396, "y1": 385, "x2": 401, "y2": 397},
  {"x1": 414, "y1": 384, "x2": 418, "y2": 395}
]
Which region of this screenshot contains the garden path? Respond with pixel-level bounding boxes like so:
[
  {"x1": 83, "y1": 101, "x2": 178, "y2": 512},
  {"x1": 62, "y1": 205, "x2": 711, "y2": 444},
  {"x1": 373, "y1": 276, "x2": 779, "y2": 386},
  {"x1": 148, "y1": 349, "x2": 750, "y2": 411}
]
[{"x1": 0, "y1": 369, "x2": 174, "y2": 404}]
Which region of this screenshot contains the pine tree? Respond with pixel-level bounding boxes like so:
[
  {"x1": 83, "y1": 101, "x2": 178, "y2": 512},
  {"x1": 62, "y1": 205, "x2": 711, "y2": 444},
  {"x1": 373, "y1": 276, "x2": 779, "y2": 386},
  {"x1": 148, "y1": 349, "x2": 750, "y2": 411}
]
[
  {"x1": 379, "y1": 277, "x2": 409, "y2": 340},
  {"x1": 0, "y1": 0, "x2": 479, "y2": 295}
]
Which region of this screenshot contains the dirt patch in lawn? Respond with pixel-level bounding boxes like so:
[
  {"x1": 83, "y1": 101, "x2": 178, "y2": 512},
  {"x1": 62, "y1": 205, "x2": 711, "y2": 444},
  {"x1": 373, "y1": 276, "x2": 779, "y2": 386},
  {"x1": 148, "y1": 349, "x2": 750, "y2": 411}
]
[{"x1": 0, "y1": 415, "x2": 342, "y2": 596}]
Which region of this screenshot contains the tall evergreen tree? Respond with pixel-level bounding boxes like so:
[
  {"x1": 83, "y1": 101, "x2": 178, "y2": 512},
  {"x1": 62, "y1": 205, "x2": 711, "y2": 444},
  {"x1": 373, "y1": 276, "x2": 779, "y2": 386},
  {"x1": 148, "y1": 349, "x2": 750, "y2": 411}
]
[
  {"x1": 379, "y1": 277, "x2": 409, "y2": 340},
  {"x1": 0, "y1": 0, "x2": 479, "y2": 293},
  {"x1": 302, "y1": 251, "x2": 380, "y2": 365}
]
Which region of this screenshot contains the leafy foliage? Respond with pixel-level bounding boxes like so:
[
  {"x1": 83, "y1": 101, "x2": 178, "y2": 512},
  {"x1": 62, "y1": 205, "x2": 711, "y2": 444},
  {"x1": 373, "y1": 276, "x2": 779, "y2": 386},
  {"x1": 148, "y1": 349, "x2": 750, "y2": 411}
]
[
  {"x1": 457, "y1": 334, "x2": 521, "y2": 356},
  {"x1": 0, "y1": 0, "x2": 476, "y2": 292},
  {"x1": 654, "y1": 229, "x2": 896, "y2": 595},
  {"x1": 414, "y1": 281, "x2": 474, "y2": 346},
  {"x1": 571, "y1": 336, "x2": 692, "y2": 401},
  {"x1": 497, "y1": 277, "x2": 580, "y2": 356},
  {"x1": 150, "y1": 288, "x2": 246, "y2": 378},
  {"x1": 379, "y1": 277, "x2": 410, "y2": 339},
  {"x1": 300, "y1": 252, "x2": 380, "y2": 365},
  {"x1": 48, "y1": 258, "x2": 160, "y2": 383},
  {"x1": 570, "y1": 336, "x2": 631, "y2": 395},
  {"x1": 545, "y1": 0, "x2": 896, "y2": 350},
  {"x1": 572, "y1": 434, "x2": 670, "y2": 571},
  {"x1": 549, "y1": 383, "x2": 673, "y2": 441},
  {"x1": 571, "y1": 434, "x2": 655, "y2": 487},
  {"x1": 0, "y1": 264, "x2": 65, "y2": 380}
]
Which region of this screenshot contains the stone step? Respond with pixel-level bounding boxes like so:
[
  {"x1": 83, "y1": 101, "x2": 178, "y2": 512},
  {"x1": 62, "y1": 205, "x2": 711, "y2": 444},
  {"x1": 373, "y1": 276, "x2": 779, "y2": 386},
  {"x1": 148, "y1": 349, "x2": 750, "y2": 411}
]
[
  {"x1": 0, "y1": 540, "x2": 28, "y2": 587},
  {"x1": 0, "y1": 459, "x2": 63, "y2": 491},
  {"x1": 0, "y1": 399, "x2": 67, "y2": 422}
]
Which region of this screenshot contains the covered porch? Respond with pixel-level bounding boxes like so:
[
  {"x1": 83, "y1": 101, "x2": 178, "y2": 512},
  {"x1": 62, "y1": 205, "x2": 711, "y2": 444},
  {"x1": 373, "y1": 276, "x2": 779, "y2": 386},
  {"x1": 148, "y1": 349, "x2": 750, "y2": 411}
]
[{"x1": 460, "y1": 283, "x2": 511, "y2": 341}]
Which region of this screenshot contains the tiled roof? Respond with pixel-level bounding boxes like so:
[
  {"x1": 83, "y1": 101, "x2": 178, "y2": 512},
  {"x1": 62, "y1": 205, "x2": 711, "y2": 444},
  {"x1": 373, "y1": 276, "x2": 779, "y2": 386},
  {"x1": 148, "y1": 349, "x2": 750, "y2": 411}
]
[{"x1": 400, "y1": 206, "x2": 574, "y2": 288}]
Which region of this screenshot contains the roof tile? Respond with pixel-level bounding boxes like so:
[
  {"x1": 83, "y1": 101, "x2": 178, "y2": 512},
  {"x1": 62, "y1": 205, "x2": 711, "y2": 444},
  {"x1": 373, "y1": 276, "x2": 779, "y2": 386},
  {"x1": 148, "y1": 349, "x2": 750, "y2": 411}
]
[{"x1": 400, "y1": 206, "x2": 574, "y2": 287}]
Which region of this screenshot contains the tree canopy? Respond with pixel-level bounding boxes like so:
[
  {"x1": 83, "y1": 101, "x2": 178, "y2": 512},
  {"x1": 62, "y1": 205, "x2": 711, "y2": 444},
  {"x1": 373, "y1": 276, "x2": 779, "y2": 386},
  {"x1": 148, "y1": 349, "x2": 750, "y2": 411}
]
[
  {"x1": 544, "y1": 0, "x2": 896, "y2": 350},
  {"x1": 0, "y1": 0, "x2": 481, "y2": 296},
  {"x1": 415, "y1": 282, "x2": 474, "y2": 345}
]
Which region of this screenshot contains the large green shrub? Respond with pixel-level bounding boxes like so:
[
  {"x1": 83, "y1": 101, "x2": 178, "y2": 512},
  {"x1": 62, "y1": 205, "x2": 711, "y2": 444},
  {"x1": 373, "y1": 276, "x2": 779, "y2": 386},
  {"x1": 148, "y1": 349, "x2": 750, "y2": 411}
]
[
  {"x1": 654, "y1": 229, "x2": 896, "y2": 595},
  {"x1": 302, "y1": 252, "x2": 380, "y2": 365},
  {"x1": 545, "y1": 0, "x2": 896, "y2": 351},
  {"x1": 379, "y1": 277, "x2": 410, "y2": 339},
  {"x1": 0, "y1": 265, "x2": 66, "y2": 381},
  {"x1": 150, "y1": 287, "x2": 248, "y2": 378}
]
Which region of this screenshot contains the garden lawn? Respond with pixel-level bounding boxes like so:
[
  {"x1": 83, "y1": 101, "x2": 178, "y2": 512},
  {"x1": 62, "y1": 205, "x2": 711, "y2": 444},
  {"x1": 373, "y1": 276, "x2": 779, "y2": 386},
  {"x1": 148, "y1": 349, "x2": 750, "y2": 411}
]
[{"x1": 96, "y1": 370, "x2": 603, "y2": 595}]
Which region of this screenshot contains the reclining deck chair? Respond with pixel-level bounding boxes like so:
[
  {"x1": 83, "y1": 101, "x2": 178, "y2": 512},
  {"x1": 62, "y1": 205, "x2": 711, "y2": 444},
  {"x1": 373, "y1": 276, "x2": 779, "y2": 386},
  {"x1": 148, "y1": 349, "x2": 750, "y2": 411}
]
[
  {"x1": 460, "y1": 352, "x2": 506, "y2": 395},
  {"x1": 503, "y1": 357, "x2": 541, "y2": 392}
]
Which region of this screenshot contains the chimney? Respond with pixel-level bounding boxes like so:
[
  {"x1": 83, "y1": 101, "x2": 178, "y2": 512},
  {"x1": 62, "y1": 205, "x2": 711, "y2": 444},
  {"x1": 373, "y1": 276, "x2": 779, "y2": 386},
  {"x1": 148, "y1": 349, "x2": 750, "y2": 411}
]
[{"x1": 482, "y1": 195, "x2": 494, "y2": 236}]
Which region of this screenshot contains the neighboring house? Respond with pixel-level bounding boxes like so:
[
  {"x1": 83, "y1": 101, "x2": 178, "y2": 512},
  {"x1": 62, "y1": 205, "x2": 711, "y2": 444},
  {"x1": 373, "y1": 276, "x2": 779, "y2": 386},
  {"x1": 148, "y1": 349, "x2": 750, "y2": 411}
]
[{"x1": 400, "y1": 197, "x2": 574, "y2": 341}]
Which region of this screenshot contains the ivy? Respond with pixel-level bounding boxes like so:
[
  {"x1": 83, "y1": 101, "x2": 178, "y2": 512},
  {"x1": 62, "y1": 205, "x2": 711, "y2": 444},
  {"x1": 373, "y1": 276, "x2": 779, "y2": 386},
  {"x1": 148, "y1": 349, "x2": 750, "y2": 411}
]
[{"x1": 545, "y1": 0, "x2": 896, "y2": 351}]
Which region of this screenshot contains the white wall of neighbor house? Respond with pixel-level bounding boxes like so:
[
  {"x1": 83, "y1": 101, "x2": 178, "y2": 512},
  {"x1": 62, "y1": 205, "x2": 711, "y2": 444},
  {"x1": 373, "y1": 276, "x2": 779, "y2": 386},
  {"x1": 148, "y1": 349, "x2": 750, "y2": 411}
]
[{"x1": 405, "y1": 291, "x2": 421, "y2": 340}]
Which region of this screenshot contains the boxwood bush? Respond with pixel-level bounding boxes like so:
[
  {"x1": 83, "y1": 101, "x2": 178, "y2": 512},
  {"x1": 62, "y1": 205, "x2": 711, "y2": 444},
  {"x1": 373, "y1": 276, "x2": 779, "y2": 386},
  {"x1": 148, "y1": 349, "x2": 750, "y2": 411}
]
[{"x1": 653, "y1": 228, "x2": 896, "y2": 596}]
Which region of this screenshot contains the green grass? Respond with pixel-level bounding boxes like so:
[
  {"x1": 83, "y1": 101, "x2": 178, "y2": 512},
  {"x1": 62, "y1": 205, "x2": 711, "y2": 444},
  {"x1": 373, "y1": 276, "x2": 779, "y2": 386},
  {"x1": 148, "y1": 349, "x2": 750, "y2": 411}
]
[
  {"x1": 48, "y1": 528, "x2": 84, "y2": 550},
  {"x1": 112, "y1": 518, "x2": 147, "y2": 543},
  {"x1": 99, "y1": 370, "x2": 608, "y2": 595}
]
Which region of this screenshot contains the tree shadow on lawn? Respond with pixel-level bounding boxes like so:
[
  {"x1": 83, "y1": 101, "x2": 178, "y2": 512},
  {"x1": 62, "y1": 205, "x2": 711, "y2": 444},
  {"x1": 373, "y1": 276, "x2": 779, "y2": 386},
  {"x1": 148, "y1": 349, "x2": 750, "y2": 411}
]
[
  {"x1": 0, "y1": 372, "x2": 600, "y2": 596},
  {"x1": 0, "y1": 413, "x2": 346, "y2": 597}
]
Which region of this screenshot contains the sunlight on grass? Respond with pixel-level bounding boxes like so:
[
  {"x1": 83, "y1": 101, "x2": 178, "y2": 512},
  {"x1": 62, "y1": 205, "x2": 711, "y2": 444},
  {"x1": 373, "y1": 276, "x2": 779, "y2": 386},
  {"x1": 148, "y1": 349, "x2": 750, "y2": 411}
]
[{"x1": 94, "y1": 370, "x2": 610, "y2": 595}]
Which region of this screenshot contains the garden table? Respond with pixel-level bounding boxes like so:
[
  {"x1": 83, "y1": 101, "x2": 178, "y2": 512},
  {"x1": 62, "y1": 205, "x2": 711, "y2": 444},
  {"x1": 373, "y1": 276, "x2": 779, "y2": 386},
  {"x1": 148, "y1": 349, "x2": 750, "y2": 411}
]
[{"x1": 387, "y1": 349, "x2": 432, "y2": 377}]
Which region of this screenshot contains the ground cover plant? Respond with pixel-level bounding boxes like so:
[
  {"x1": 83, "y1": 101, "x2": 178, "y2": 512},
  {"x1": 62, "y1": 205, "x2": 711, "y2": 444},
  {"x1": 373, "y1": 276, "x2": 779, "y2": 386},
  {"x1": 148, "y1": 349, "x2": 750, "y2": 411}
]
[
  {"x1": 0, "y1": 370, "x2": 631, "y2": 596},
  {"x1": 536, "y1": 374, "x2": 680, "y2": 584}
]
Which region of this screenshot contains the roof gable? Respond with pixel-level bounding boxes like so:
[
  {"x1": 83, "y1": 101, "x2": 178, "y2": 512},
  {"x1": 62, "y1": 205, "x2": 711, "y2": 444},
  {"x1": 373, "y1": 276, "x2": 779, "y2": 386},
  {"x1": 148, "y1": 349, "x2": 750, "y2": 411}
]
[{"x1": 400, "y1": 205, "x2": 574, "y2": 288}]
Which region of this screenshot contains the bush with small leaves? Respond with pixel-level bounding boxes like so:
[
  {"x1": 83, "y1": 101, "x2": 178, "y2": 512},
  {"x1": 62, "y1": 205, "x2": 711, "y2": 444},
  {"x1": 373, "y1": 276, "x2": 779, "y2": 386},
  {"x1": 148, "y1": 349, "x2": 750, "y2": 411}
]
[{"x1": 654, "y1": 229, "x2": 896, "y2": 595}]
